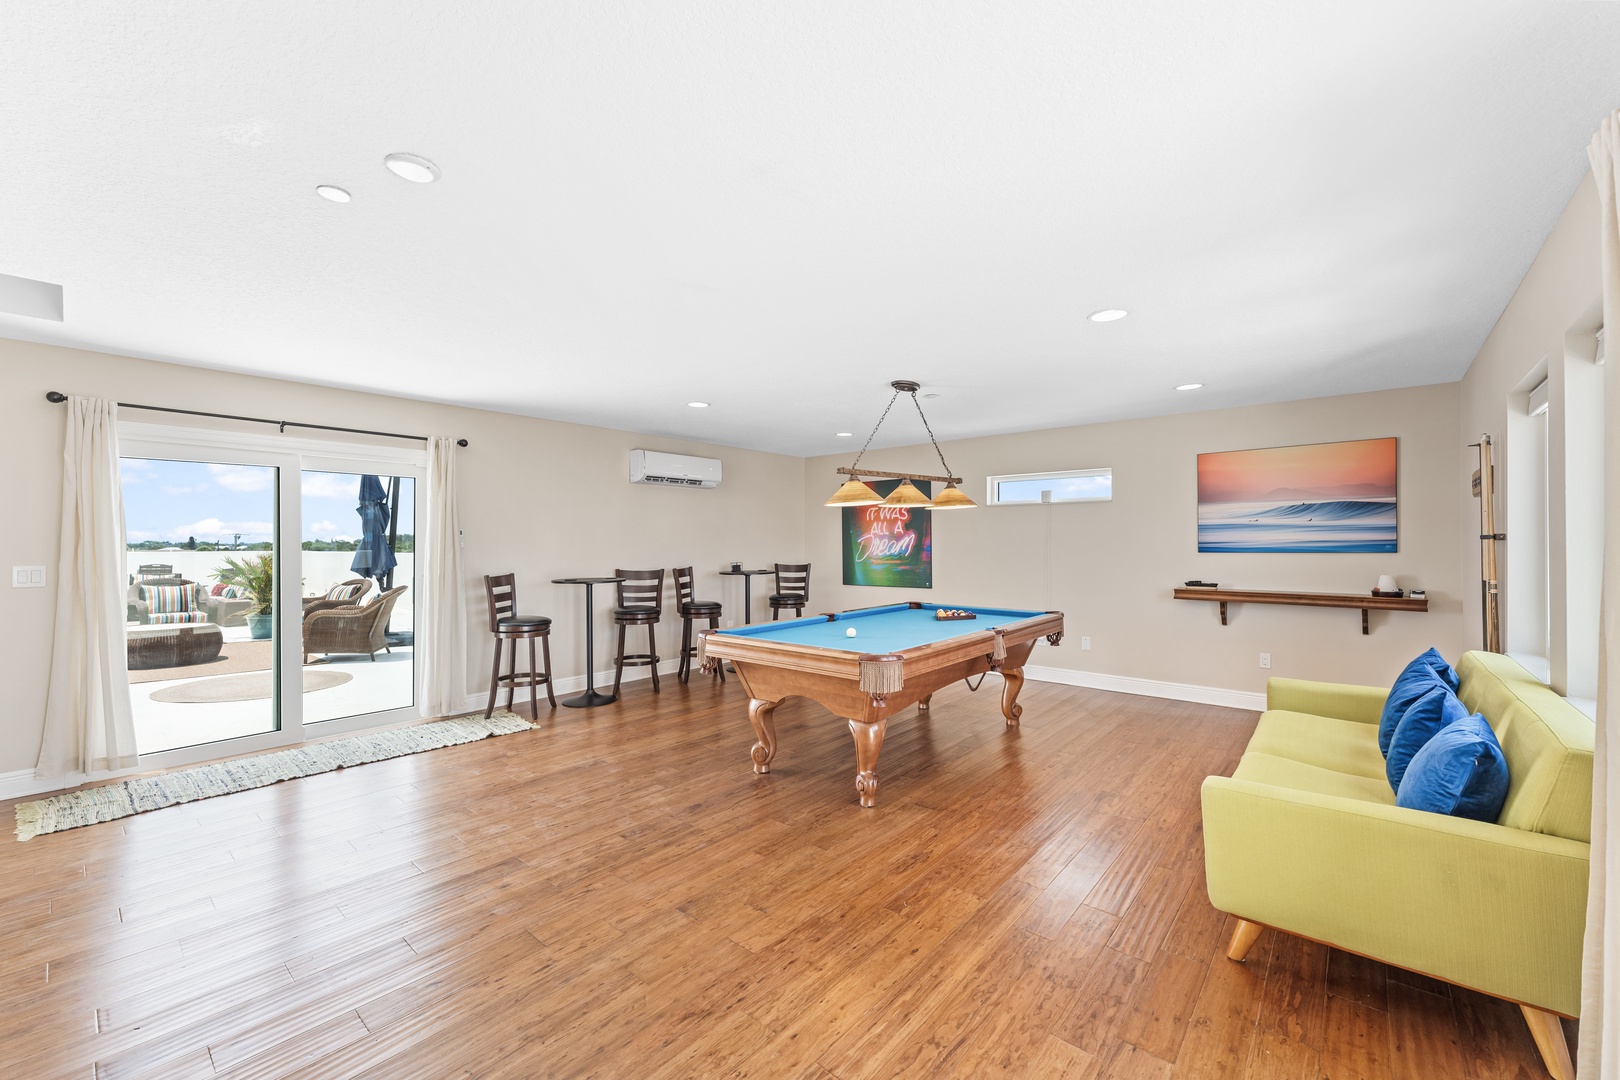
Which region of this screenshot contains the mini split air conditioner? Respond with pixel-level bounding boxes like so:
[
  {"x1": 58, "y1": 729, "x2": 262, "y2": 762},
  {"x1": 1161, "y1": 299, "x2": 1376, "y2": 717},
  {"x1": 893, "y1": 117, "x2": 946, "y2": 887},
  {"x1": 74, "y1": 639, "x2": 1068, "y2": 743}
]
[{"x1": 629, "y1": 449, "x2": 721, "y2": 489}]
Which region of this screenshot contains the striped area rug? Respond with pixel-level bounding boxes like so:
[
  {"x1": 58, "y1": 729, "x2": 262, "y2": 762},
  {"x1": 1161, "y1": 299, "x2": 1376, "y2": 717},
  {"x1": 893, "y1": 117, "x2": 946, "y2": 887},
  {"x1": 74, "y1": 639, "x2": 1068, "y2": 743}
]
[{"x1": 15, "y1": 712, "x2": 535, "y2": 841}]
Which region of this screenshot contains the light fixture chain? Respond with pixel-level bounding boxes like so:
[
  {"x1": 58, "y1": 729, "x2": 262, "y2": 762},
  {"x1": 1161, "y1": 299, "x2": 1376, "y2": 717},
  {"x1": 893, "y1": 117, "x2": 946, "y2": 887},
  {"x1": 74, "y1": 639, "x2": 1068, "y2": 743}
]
[
  {"x1": 909, "y1": 391, "x2": 955, "y2": 478},
  {"x1": 848, "y1": 388, "x2": 903, "y2": 474}
]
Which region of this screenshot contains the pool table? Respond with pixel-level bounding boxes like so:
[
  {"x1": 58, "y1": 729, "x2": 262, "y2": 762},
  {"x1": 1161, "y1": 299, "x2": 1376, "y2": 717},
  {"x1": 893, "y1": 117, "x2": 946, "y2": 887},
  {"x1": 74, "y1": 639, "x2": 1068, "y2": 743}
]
[{"x1": 699, "y1": 602, "x2": 1064, "y2": 807}]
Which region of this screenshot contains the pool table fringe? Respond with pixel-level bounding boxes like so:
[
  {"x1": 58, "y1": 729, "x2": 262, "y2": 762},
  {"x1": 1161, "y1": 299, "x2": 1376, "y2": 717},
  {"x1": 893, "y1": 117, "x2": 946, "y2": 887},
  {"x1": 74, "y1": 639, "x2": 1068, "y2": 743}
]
[{"x1": 858, "y1": 657, "x2": 905, "y2": 695}]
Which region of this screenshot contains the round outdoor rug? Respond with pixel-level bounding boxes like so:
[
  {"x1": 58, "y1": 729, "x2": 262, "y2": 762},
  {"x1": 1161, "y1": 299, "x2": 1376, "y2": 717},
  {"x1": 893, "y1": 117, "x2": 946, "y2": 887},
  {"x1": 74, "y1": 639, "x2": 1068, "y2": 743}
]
[{"x1": 150, "y1": 669, "x2": 353, "y2": 703}]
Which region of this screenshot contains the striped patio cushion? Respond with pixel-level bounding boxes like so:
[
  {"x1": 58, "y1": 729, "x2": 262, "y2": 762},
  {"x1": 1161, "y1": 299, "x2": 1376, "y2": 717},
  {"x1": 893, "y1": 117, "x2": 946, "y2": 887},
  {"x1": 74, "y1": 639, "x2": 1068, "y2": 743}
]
[
  {"x1": 326, "y1": 583, "x2": 365, "y2": 601},
  {"x1": 141, "y1": 583, "x2": 199, "y2": 616},
  {"x1": 147, "y1": 611, "x2": 210, "y2": 625}
]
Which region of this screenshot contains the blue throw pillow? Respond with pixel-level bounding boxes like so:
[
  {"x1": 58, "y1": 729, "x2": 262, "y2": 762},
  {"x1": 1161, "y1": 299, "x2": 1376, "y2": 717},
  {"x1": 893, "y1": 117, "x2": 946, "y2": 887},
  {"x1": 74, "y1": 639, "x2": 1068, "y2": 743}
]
[
  {"x1": 1386, "y1": 685, "x2": 1471, "y2": 792},
  {"x1": 1395, "y1": 713, "x2": 1510, "y2": 823},
  {"x1": 1378, "y1": 648, "x2": 1460, "y2": 756}
]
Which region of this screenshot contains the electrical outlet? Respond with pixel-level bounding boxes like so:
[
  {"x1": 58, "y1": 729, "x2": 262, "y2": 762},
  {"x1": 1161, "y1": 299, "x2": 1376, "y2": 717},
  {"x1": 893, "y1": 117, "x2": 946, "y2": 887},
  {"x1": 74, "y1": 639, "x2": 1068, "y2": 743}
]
[
  {"x1": 1259, "y1": 652, "x2": 1271, "y2": 669},
  {"x1": 1080, "y1": 636, "x2": 1091, "y2": 650}
]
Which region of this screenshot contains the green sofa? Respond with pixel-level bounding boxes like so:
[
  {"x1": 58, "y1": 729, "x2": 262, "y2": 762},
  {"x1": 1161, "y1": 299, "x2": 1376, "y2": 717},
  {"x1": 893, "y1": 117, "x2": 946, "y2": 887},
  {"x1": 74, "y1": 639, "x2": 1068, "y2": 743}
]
[{"x1": 1202, "y1": 651, "x2": 1592, "y2": 1079}]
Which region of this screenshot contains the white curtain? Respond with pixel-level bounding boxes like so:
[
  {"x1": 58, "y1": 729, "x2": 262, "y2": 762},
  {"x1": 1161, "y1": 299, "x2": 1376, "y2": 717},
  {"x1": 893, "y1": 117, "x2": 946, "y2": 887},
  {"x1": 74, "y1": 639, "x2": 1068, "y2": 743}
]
[
  {"x1": 36, "y1": 396, "x2": 139, "y2": 780},
  {"x1": 1581, "y1": 110, "x2": 1620, "y2": 1080},
  {"x1": 417, "y1": 436, "x2": 468, "y2": 717}
]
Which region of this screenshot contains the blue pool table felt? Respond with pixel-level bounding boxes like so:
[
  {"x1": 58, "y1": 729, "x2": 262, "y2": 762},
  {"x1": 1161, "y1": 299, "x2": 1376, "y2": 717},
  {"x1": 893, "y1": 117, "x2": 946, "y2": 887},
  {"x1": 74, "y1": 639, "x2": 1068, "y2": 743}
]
[{"x1": 716, "y1": 604, "x2": 1046, "y2": 656}]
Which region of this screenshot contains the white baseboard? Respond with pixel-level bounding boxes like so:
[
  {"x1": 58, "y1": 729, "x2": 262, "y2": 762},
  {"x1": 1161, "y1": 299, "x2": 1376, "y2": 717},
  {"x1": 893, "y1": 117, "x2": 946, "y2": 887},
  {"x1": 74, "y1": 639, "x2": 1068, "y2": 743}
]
[
  {"x1": 0, "y1": 766, "x2": 112, "y2": 802},
  {"x1": 471, "y1": 659, "x2": 681, "y2": 713},
  {"x1": 0, "y1": 768, "x2": 56, "y2": 802},
  {"x1": 1024, "y1": 664, "x2": 1265, "y2": 712}
]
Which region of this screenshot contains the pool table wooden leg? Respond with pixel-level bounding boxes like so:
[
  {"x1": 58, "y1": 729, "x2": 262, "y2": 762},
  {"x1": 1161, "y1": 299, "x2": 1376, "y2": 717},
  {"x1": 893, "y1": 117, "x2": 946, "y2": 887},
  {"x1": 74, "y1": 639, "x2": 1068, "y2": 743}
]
[
  {"x1": 1000, "y1": 667, "x2": 1025, "y2": 726},
  {"x1": 848, "y1": 717, "x2": 887, "y2": 807},
  {"x1": 747, "y1": 698, "x2": 779, "y2": 774},
  {"x1": 917, "y1": 694, "x2": 933, "y2": 712}
]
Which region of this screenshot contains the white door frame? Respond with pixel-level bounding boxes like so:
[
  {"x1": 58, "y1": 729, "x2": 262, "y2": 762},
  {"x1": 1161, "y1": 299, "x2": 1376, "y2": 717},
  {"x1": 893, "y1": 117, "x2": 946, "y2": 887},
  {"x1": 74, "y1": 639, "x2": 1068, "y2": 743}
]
[{"x1": 120, "y1": 421, "x2": 427, "y2": 769}]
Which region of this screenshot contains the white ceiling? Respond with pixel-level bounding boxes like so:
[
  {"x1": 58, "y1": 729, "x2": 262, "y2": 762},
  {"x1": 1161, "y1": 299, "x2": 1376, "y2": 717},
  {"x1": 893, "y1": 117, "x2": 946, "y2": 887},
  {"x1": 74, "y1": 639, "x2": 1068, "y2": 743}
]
[{"x1": 3, "y1": 2, "x2": 1619, "y2": 457}]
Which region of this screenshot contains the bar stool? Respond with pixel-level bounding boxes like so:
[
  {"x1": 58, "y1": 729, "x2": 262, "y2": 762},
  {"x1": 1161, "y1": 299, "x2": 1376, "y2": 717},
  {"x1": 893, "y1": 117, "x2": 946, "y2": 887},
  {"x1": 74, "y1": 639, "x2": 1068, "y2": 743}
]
[
  {"x1": 612, "y1": 568, "x2": 664, "y2": 697},
  {"x1": 768, "y1": 562, "x2": 811, "y2": 620},
  {"x1": 483, "y1": 573, "x2": 555, "y2": 720},
  {"x1": 673, "y1": 566, "x2": 725, "y2": 685}
]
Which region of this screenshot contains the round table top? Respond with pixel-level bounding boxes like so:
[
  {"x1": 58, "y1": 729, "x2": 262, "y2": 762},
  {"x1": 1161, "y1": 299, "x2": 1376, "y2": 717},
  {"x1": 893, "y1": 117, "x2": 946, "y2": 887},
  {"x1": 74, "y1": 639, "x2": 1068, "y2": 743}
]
[
  {"x1": 719, "y1": 568, "x2": 774, "y2": 575},
  {"x1": 551, "y1": 576, "x2": 627, "y2": 585}
]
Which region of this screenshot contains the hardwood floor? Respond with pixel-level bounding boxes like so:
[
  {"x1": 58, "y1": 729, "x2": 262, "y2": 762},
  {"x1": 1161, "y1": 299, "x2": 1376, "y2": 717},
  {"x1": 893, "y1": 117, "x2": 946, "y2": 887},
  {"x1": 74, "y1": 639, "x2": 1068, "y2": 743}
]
[{"x1": 0, "y1": 677, "x2": 1555, "y2": 1078}]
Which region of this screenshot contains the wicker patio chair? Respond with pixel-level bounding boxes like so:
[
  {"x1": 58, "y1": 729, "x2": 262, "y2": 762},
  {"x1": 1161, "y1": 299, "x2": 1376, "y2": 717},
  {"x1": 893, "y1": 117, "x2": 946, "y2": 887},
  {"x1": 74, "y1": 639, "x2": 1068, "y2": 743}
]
[
  {"x1": 127, "y1": 577, "x2": 208, "y2": 625},
  {"x1": 302, "y1": 586, "x2": 407, "y2": 662},
  {"x1": 302, "y1": 578, "x2": 373, "y2": 617}
]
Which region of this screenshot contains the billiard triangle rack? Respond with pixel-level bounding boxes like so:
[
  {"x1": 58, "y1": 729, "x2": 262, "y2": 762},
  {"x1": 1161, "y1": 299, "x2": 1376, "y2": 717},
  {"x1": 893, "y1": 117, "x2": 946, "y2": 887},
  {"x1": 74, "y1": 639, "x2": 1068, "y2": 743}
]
[{"x1": 1172, "y1": 587, "x2": 1429, "y2": 635}]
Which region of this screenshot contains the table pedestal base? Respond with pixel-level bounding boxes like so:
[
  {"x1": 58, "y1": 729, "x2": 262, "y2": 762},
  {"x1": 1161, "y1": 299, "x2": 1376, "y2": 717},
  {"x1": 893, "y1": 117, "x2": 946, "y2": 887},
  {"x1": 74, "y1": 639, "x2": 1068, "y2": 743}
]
[{"x1": 562, "y1": 689, "x2": 618, "y2": 708}]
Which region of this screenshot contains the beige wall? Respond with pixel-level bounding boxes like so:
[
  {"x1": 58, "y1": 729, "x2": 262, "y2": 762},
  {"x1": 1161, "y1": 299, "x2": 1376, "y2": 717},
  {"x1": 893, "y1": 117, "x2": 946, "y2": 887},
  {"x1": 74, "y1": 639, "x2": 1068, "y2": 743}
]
[
  {"x1": 804, "y1": 384, "x2": 1466, "y2": 696},
  {"x1": 11, "y1": 303, "x2": 1571, "y2": 773},
  {"x1": 0, "y1": 338, "x2": 806, "y2": 778},
  {"x1": 1458, "y1": 175, "x2": 1604, "y2": 698}
]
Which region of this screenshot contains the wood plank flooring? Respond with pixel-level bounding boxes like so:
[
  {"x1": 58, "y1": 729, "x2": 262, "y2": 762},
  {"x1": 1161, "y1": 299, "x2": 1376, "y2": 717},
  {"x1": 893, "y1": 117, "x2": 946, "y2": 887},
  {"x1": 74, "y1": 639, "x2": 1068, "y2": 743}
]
[{"x1": 0, "y1": 677, "x2": 1556, "y2": 1078}]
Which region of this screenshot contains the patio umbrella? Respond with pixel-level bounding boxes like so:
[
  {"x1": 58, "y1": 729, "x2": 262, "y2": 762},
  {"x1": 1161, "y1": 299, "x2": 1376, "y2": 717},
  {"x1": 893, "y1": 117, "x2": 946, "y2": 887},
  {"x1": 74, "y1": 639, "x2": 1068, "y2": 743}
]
[{"x1": 350, "y1": 474, "x2": 398, "y2": 584}]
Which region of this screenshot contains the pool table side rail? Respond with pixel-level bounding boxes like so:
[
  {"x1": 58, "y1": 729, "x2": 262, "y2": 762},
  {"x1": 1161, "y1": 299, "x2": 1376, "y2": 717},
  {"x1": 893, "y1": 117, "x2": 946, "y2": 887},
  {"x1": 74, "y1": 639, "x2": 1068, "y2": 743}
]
[
  {"x1": 718, "y1": 601, "x2": 1052, "y2": 637},
  {"x1": 699, "y1": 609, "x2": 1065, "y2": 686}
]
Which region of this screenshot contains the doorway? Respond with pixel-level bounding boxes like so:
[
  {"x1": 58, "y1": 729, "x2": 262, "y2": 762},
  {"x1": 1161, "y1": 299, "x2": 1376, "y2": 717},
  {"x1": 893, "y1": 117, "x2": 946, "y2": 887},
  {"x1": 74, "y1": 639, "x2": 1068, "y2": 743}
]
[{"x1": 118, "y1": 424, "x2": 426, "y2": 766}]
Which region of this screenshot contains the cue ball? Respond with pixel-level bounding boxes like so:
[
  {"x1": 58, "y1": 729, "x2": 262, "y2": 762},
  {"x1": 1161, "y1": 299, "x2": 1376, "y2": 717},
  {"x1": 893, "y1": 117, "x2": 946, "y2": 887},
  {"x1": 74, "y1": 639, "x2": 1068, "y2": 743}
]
[{"x1": 845, "y1": 627, "x2": 858, "y2": 637}]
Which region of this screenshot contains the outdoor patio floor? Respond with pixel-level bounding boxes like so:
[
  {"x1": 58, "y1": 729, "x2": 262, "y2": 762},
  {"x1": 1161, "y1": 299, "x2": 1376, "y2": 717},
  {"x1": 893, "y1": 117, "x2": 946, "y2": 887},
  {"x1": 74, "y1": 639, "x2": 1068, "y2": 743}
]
[{"x1": 130, "y1": 623, "x2": 415, "y2": 754}]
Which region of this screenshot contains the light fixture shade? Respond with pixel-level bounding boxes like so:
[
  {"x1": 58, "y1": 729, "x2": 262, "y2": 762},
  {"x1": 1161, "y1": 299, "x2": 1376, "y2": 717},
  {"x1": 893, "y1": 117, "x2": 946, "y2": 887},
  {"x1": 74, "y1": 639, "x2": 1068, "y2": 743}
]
[
  {"x1": 930, "y1": 482, "x2": 976, "y2": 509},
  {"x1": 825, "y1": 478, "x2": 884, "y2": 507},
  {"x1": 881, "y1": 479, "x2": 934, "y2": 507}
]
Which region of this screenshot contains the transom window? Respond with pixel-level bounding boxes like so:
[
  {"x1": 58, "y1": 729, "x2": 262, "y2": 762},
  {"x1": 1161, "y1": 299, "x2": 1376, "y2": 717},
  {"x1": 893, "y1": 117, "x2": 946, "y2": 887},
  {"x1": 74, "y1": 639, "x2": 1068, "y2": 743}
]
[{"x1": 986, "y1": 468, "x2": 1112, "y2": 505}]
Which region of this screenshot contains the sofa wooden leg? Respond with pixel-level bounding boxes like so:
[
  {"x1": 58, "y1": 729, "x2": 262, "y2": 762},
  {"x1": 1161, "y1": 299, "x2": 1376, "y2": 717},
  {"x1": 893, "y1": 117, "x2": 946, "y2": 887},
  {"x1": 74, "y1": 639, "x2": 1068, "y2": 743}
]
[
  {"x1": 1520, "y1": 1005, "x2": 1573, "y2": 1080},
  {"x1": 1226, "y1": 919, "x2": 1264, "y2": 962}
]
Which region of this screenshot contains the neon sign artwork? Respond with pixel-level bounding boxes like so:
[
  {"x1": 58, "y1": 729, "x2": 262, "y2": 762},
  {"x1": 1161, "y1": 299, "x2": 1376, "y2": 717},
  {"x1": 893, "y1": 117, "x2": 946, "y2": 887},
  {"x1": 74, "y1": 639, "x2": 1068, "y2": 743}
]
[{"x1": 842, "y1": 479, "x2": 933, "y2": 588}]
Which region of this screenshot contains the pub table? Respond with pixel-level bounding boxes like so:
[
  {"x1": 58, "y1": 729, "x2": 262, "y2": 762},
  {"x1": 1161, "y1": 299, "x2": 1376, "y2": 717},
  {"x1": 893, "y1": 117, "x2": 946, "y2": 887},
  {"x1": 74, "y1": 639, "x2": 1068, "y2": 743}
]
[
  {"x1": 718, "y1": 567, "x2": 774, "y2": 625},
  {"x1": 550, "y1": 575, "x2": 626, "y2": 707}
]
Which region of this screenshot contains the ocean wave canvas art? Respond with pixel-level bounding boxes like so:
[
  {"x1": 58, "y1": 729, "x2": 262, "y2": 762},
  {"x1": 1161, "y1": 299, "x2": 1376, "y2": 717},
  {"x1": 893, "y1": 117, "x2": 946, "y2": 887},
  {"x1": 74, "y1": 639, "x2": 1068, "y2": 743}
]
[{"x1": 1197, "y1": 438, "x2": 1397, "y2": 553}]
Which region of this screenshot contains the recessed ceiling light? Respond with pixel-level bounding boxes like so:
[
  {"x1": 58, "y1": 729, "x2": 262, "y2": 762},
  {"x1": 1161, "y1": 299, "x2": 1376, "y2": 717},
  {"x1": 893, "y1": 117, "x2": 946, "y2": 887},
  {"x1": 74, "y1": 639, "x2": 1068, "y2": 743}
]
[
  {"x1": 315, "y1": 185, "x2": 351, "y2": 203},
  {"x1": 1089, "y1": 309, "x2": 1128, "y2": 322},
  {"x1": 835, "y1": 432, "x2": 854, "y2": 437},
  {"x1": 687, "y1": 401, "x2": 709, "y2": 408},
  {"x1": 1175, "y1": 383, "x2": 1204, "y2": 391},
  {"x1": 383, "y1": 153, "x2": 440, "y2": 183},
  {"x1": 922, "y1": 393, "x2": 939, "y2": 399}
]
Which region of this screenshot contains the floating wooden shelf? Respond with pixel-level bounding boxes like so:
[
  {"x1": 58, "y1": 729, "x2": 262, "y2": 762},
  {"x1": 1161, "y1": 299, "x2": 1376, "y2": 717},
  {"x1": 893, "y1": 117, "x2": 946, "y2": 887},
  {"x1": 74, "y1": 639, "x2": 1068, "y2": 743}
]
[{"x1": 1173, "y1": 587, "x2": 1429, "y2": 635}]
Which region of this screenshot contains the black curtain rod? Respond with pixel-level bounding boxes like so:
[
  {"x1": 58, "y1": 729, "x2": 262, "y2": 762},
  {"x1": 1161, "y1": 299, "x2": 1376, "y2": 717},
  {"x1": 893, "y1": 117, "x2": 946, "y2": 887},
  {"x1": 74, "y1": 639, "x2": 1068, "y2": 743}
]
[{"x1": 45, "y1": 391, "x2": 468, "y2": 447}]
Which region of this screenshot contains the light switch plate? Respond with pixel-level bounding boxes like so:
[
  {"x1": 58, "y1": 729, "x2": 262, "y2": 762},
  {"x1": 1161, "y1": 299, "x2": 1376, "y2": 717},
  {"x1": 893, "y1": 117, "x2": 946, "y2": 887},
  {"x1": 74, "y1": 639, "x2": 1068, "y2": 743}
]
[{"x1": 13, "y1": 566, "x2": 46, "y2": 588}]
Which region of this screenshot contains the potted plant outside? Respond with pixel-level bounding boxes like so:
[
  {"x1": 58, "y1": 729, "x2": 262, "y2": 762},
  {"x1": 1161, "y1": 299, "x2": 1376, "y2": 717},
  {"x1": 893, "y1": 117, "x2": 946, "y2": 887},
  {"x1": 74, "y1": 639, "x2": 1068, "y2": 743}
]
[{"x1": 215, "y1": 553, "x2": 275, "y2": 640}]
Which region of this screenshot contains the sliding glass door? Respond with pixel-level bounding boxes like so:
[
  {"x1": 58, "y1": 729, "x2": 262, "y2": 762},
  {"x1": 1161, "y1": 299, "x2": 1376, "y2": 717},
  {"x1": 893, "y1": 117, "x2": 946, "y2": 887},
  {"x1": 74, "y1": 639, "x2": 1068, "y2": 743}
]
[
  {"x1": 119, "y1": 425, "x2": 425, "y2": 766},
  {"x1": 121, "y1": 455, "x2": 285, "y2": 755},
  {"x1": 299, "y1": 468, "x2": 416, "y2": 723}
]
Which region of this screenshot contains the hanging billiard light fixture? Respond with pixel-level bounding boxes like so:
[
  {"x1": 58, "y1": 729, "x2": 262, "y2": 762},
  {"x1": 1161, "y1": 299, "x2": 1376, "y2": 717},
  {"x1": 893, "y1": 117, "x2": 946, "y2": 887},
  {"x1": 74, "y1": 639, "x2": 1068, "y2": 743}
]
[{"x1": 824, "y1": 380, "x2": 977, "y2": 510}]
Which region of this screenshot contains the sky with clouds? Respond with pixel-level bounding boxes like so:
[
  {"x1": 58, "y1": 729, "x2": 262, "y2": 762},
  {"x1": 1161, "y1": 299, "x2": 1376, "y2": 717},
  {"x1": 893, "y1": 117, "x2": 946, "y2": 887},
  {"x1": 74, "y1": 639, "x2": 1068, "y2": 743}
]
[{"x1": 120, "y1": 459, "x2": 416, "y2": 546}]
